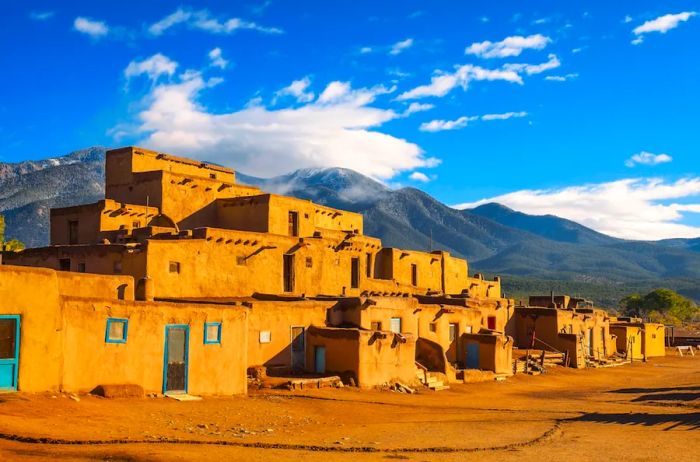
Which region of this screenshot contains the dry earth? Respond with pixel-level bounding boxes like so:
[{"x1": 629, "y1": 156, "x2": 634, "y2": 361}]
[{"x1": 0, "y1": 353, "x2": 698, "y2": 461}]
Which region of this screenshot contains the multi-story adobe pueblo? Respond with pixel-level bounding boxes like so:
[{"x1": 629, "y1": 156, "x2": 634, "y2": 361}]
[{"x1": 0, "y1": 146, "x2": 663, "y2": 395}]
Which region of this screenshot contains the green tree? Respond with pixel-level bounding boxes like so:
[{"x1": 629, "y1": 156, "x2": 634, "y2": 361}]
[
  {"x1": 0, "y1": 214, "x2": 25, "y2": 252},
  {"x1": 619, "y1": 288, "x2": 698, "y2": 324}
]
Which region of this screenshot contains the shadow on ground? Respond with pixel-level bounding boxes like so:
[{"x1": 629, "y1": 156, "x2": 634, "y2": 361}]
[{"x1": 571, "y1": 412, "x2": 700, "y2": 430}]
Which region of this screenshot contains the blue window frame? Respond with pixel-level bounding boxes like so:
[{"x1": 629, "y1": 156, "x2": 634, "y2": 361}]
[
  {"x1": 105, "y1": 318, "x2": 128, "y2": 344},
  {"x1": 204, "y1": 322, "x2": 222, "y2": 344}
]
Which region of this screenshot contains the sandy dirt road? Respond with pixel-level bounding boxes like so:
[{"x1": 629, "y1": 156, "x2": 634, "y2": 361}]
[{"x1": 0, "y1": 354, "x2": 698, "y2": 461}]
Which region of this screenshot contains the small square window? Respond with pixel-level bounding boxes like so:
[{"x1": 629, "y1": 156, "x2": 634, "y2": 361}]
[
  {"x1": 132, "y1": 221, "x2": 140, "y2": 229},
  {"x1": 204, "y1": 322, "x2": 222, "y2": 344},
  {"x1": 371, "y1": 321, "x2": 382, "y2": 331},
  {"x1": 259, "y1": 330, "x2": 272, "y2": 343},
  {"x1": 305, "y1": 257, "x2": 313, "y2": 268},
  {"x1": 429, "y1": 322, "x2": 437, "y2": 333},
  {"x1": 105, "y1": 318, "x2": 128, "y2": 344},
  {"x1": 77, "y1": 262, "x2": 86, "y2": 273},
  {"x1": 169, "y1": 261, "x2": 181, "y2": 273},
  {"x1": 59, "y1": 258, "x2": 71, "y2": 271}
]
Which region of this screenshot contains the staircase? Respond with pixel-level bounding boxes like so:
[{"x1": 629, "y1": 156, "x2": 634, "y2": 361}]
[
  {"x1": 513, "y1": 349, "x2": 569, "y2": 375},
  {"x1": 415, "y1": 362, "x2": 450, "y2": 391}
]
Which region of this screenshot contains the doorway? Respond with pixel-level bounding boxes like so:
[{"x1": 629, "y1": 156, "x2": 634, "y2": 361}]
[
  {"x1": 350, "y1": 257, "x2": 360, "y2": 289},
  {"x1": 283, "y1": 254, "x2": 295, "y2": 293},
  {"x1": 163, "y1": 325, "x2": 189, "y2": 394},
  {"x1": 288, "y1": 211, "x2": 299, "y2": 237},
  {"x1": 0, "y1": 315, "x2": 20, "y2": 391},
  {"x1": 465, "y1": 343, "x2": 479, "y2": 369},
  {"x1": 291, "y1": 326, "x2": 305, "y2": 371},
  {"x1": 314, "y1": 346, "x2": 326, "y2": 374}
]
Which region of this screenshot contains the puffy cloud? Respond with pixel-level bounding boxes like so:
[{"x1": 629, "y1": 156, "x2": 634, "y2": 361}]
[
  {"x1": 465, "y1": 34, "x2": 551, "y2": 58},
  {"x1": 30, "y1": 11, "x2": 54, "y2": 21},
  {"x1": 148, "y1": 7, "x2": 282, "y2": 36},
  {"x1": 503, "y1": 54, "x2": 561, "y2": 75},
  {"x1": 625, "y1": 151, "x2": 673, "y2": 167},
  {"x1": 409, "y1": 172, "x2": 431, "y2": 182},
  {"x1": 545, "y1": 73, "x2": 579, "y2": 82},
  {"x1": 454, "y1": 177, "x2": 700, "y2": 240},
  {"x1": 390, "y1": 38, "x2": 414, "y2": 55},
  {"x1": 122, "y1": 66, "x2": 438, "y2": 180},
  {"x1": 420, "y1": 111, "x2": 527, "y2": 132},
  {"x1": 124, "y1": 54, "x2": 178, "y2": 81},
  {"x1": 632, "y1": 11, "x2": 696, "y2": 44},
  {"x1": 208, "y1": 47, "x2": 228, "y2": 69},
  {"x1": 397, "y1": 64, "x2": 522, "y2": 100},
  {"x1": 274, "y1": 77, "x2": 315, "y2": 103},
  {"x1": 73, "y1": 17, "x2": 109, "y2": 38}
]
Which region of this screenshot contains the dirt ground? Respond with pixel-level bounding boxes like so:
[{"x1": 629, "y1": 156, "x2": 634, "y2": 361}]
[{"x1": 0, "y1": 353, "x2": 698, "y2": 461}]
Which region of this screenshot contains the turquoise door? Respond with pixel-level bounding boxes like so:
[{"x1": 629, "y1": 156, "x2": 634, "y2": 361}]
[
  {"x1": 465, "y1": 343, "x2": 479, "y2": 369},
  {"x1": 0, "y1": 315, "x2": 20, "y2": 391},
  {"x1": 314, "y1": 346, "x2": 326, "y2": 374}
]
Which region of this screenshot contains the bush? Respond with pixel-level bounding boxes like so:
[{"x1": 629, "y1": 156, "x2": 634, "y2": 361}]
[{"x1": 620, "y1": 288, "x2": 698, "y2": 324}]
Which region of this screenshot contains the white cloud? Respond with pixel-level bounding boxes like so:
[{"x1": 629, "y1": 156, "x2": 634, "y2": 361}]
[
  {"x1": 532, "y1": 18, "x2": 551, "y2": 25},
  {"x1": 623, "y1": 15, "x2": 633, "y2": 24},
  {"x1": 465, "y1": 34, "x2": 551, "y2": 58},
  {"x1": 148, "y1": 8, "x2": 283, "y2": 36},
  {"x1": 121, "y1": 67, "x2": 438, "y2": 180},
  {"x1": 625, "y1": 151, "x2": 673, "y2": 167},
  {"x1": 545, "y1": 73, "x2": 579, "y2": 82},
  {"x1": 208, "y1": 47, "x2": 228, "y2": 69},
  {"x1": 397, "y1": 64, "x2": 522, "y2": 100},
  {"x1": 402, "y1": 102, "x2": 434, "y2": 116},
  {"x1": 504, "y1": 53, "x2": 561, "y2": 75},
  {"x1": 73, "y1": 17, "x2": 109, "y2": 38},
  {"x1": 454, "y1": 177, "x2": 700, "y2": 240},
  {"x1": 409, "y1": 172, "x2": 431, "y2": 182},
  {"x1": 124, "y1": 54, "x2": 178, "y2": 81},
  {"x1": 420, "y1": 111, "x2": 527, "y2": 132},
  {"x1": 30, "y1": 11, "x2": 54, "y2": 21},
  {"x1": 360, "y1": 46, "x2": 373, "y2": 54},
  {"x1": 632, "y1": 11, "x2": 696, "y2": 44},
  {"x1": 390, "y1": 38, "x2": 414, "y2": 55},
  {"x1": 274, "y1": 77, "x2": 315, "y2": 103}
]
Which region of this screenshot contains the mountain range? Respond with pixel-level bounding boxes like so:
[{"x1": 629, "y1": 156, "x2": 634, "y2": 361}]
[{"x1": 2, "y1": 147, "x2": 699, "y2": 305}]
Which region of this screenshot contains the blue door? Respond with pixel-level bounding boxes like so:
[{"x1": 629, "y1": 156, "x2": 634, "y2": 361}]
[
  {"x1": 465, "y1": 343, "x2": 479, "y2": 369},
  {"x1": 163, "y1": 325, "x2": 189, "y2": 394},
  {"x1": 314, "y1": 346, "x2": 326, "y2": 374},
  {"x1": 0, "y1": 315, "x2": 20, "y2": 391}
]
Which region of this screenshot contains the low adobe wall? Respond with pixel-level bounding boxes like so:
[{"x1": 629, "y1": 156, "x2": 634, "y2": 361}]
[{"x1": 462, "y1": 333, "x2": 513, "y2": 375}]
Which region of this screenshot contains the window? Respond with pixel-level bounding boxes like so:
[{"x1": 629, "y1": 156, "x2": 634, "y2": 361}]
[
  {"x1": 371, "y1": 321, "x2": 382, "y2": 331},
  {"x1": 59, "y1": 258, "x2": 71, "y2": 271},
  {"x1": 204, "y1": 322, "x2": 222, "y2": 344},
  {"x1": 105, "y1": 318, "x2": 128, "y2": 344},
  {"x1": 305, "y1": 257, "x2": 313, "y2": 268},
  {"x1": 390, "y1": 317, "x2": 402, "y2": 334},
  {"x1": 351, "y1": 257, "x2": 360, "y2": 289},
  {"x1": 366, "y1": 253, "x2": 372, "y2": 278},
  {"x1": 113, "y1": 261, "x2": 123, "y2": 274},
  {"x1": 209, "y1": 173, "x2": 217, "y2": 179},
  {"x1": 169, "y1": 261, "x2": 181, "y2": 273},
  {"x1": 288, "y1": 211, "x2": 299, "y2": 237},
  {"x1": 429, "y1": 322, "x2": 437, "y2": 333},
  {"x1": 449, "y1": 323, "x2": 458, "y2": 342},
  {"x1": 77, "y1": 262, "x2": 86, "y2": 273},
  {"x1": 259, "y1": 330, "x2": 272, "y2": 343},
  {"x1": 487, "y1": 316, "x2": 497, "y2": 330},
  {"x1": 411, "y1": 264, "x2": 418, "y2": 286},
  {"x1": 465, "y1": 325, "x2": 473, "y2": 334},
  {"x1": 68, "y1": 220, "x2": 79, "y2": 245},
  {"x1": 132, "y1": 221, "x2": 140, "y2": 229}
]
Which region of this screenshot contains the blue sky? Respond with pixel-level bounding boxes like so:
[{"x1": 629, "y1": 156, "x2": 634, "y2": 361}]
[{"x1": 1, "y1": 1, "x2": 699, "y2": 240}]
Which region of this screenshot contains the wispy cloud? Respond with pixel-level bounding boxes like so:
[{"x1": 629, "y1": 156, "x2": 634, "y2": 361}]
[
  {"x1": 73, "y1": 17, "x2": 109, "y2": 38},
  {"x1": 631, "y1": 11, "x2": 697, "y2": 45},
  {"x1": 30, "y1": 11, "x2": 54, "y2": 21},
  {"x1": 148, "y1": 7, "x2": 283, "y2": 36},
  {"x1": 465, "y1": 34, "x2": 551, "y2": 58},
  {"x1": 124, "y1": 53, "x2": 178, "y2": 81},
  {"x1": 420, "y1": 111, "x2": 527, "y2": 132},
  {"x1": 119, "y1": 57, "x2": 438, "y2": 180},
  {"x1": 402, "y1": 102, "x2": 434, "y2": 116},
  {"x1": 397, "y1": 65, "x2": 522, "y2": 100},
  {"x1": 389, "y1": 38, "x2": 414, "y2": 55},
  {"x1": 504, "y1": 54, "x2": 561, "y2": 75},
  {"x1": 409, "y1": 171, "x2": 431, "y2": 182},
  {"x1": 545, "y1": 73, "x2": 579, "y2": 82},
  {"x1": 274, "y1": 76, "x2": 315, "y2": 104},
  {"x1": 454, "y1": 177, "x2": 700, "y2": 240},
  {"x1": 208, "y1": 47, "x2": 228, "y2": 69},
  {"x1": 625, "y1": 151, "x2": 673, "y2": 167}
]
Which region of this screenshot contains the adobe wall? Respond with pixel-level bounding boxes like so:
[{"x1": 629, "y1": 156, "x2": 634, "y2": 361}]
[
  {"x1": 462, "y1": 333, "x2": 513, "y2": 375},
  {"x1": 246, "y1": 300, "x2": 333, "y2": 371},
  {"x1": 60, "y1": 297, "x2": 248, "y2": 395},
  {"x1": 611, "y1": 325, "x2": 643, "y2": 359},
  {"x1": 643, "y1": 323, "x2": 666, "y2": 357},
  {"x1": 0, "y1": 266, "x2": 64, "y2": 392},
  {"x1": 56, "y1": 271, "x2": 135, "y2": 301},
  {"x1": 305, "y1": 327, "x2": 360, "y2": 381}
]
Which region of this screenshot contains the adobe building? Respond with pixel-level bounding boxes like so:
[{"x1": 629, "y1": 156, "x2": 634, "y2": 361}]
[
  {"x1": 510, "y1": 295, "x2": 620, "y2": 368},
  {"x1": 609, "y1": 317, "x2": 665, "y2": 361},
  {"x1": 2, "y1": 146, "x2": 514, "y2": 393}
]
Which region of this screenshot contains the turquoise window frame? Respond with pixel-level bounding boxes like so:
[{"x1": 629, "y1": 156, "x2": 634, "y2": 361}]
[
  {"x1": 203, "y1": 322, "x2": 222, "y2": 344},
  {"x1": 105, "y1": 318, "x2": 128, "y2": 344}
]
